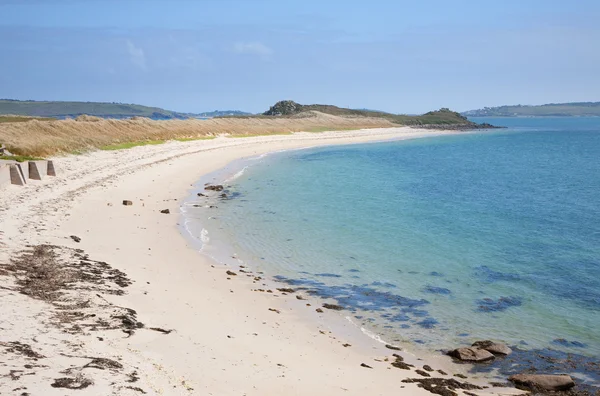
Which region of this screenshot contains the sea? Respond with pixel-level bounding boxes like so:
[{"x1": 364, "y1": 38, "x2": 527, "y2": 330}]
[{"x1": 182, "y1": 117, "x2": 600, "y2": 386}]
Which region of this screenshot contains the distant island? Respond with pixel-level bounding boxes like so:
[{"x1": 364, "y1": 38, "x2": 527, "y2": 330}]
[
  {"x1": 463, "y1": 102, "x2": 600, "y2": 117},
  {"x1": 0, "y1": 99, "x2": 190, "y2": 120},
  {"x1": 192, "y1": 110, "x2": 252, "y2": 118}
]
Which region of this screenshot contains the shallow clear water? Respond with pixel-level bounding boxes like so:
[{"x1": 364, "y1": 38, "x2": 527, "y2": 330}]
[{"x1": 185, "y1": 117, "x2": 600, "y2": 359}]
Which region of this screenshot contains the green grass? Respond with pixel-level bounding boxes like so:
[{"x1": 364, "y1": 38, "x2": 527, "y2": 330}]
[
  {"x1": 0, "y1": 115, "x2": 56, "y2": 123},
  {"x1": 227, "y1": 131, "x2": 294, "y2": 138},
  {"x1": 174, "y1": 136, "x2": 217, "y2": 142},
  {"x1": 100, "y1": 140, "x2": 165, "y2": 151},
  {"x1": 305, "y1": 126, "x2": 357, "y2": 133},
  {"x1": 0, "y1": 154, "x2": 44, "y2": 162}
]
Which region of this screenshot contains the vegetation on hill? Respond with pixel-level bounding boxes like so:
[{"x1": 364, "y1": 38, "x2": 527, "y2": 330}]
[
  {"x1": 262, "y1": 100, "x2": 490, "y2": 128},
  {"x1": 462, "y1": 102, "x2": 600, "y2": 117},
  {"x1": 0, "y1": 99, "x2": 188, "y2": 120}
]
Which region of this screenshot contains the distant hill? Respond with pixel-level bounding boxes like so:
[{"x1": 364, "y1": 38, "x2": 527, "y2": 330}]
[
  {"x1": 462, "y1": 102, "x2": 600, "y2": 117},
  {"x1": 191, "y1": 110, "x2": 252, "y2": 118},
  {"x1": 262, "y1": 100, "x2": 494, "y2": 128},
  {"x1": 0, "y1": 99, "x2": 189, "y2": 120}
]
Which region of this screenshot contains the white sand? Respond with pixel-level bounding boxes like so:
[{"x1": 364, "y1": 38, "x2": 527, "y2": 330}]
[{"x1": 0, "y1": 128, "x2": 523, "y2": 395}]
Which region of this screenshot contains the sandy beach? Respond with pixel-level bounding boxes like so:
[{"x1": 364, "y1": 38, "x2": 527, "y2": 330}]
[{"x1": 0, "y1": 128, "x2": 523, "y2": 396}]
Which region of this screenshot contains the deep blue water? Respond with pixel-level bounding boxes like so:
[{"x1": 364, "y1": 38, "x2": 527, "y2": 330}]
[{"x1": 185, "y1": 118, "x2": 600, "y2": 362}]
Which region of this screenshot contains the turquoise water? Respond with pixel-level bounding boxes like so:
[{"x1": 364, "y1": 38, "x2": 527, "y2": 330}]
[{"x1": 185, "y1": 118, "x2": 600, "y2": 363}]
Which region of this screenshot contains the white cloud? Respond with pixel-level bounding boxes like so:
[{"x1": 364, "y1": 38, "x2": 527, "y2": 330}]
[
  {"x1": 232, "y1": 41, "x2": 273, "y2": 57},
  {"x1": 126, "y1": 40, "x2": 147, "y2": 70}
]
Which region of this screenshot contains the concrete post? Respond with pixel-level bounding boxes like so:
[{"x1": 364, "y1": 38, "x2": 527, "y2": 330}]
[
  {"x1": 47, "y1": 160, "x2": 56, "y2": 176},
  {"x1": 28, "y1": 161, "x2": 49, "y2": 180},
  {"x1": 9, "y1": 164, "x2": 26, "y2": 186}
]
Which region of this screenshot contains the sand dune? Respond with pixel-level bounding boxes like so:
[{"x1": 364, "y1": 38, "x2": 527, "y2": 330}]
[{"x1": 0, "y1": 111, "x2": 395, "y2": 156}]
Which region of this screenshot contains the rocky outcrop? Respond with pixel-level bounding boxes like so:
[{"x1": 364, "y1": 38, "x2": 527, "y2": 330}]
[
  {"x1": 263, "y1": 100, "x2": 304, "y2": 116},
  {"x1": 471, "y1": 340, "x2": 512, "y2": 355},
  {"x1": 447, "y1": 347, "x2": 495, "y2": 362},
  {"x1": 508, "y1": 374, "x2": 575, "y2": 391}
]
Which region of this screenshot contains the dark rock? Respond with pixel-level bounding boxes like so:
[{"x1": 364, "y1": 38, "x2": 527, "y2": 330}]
[
  {"x1": 385, "y1": 344, "x2": 401, "y2": 351},
  {"x1": 360, "y1": 363, "x2": 373, "y2": 369},
  {"x1": 226, "y1": 270, "x2": 237, "y2": 276},
  {"x1": 122, "y1": 200, "x2": 133, "y2": 206},
  {"x1": 437, "y1": 369, "x2": 447, "y2": 375},
  {"x1": 268, "y1": 308, "x2": 280, "y2": 314},
  {"x1": 197, "y1": 193, "x2": 206, "y2": 197},
  {"x1": 315, "y1": 308, "x2": 324, "y2": 313},
  {"x1": 508, "y1": 374, "x2": 575, "y2": 391},
  {"x1": 391, "y1": 354, "x2": 414, "y2": 370},
  {"x1": 149, "y1": 327, "x2": 173, "y2": 334},
  {"x1": 70, "y1": 236, "x2": 81, "y2": 243},
  {"x1": 476, "y1": 296, "x2": 522, "y2": 312},
  {"x1": 219, "y1": 193, "x2": 227, "y2": 199},
  {"x1": 472, "y1": 340, "x2": 512, "y2": 355},
  {"x1": 295, "y1": 295, "x2": 305, "y2": 300},
  {"x1": 205, "y1": 185, "x2": 224, "y2": 192},
  {"x1": 160, "y1": 209, "x2": 170, "y2": 214},
  {"x1": 402, "y1": 377, "x2": 483, "y2": 396},
  {"x1": 454, "y1": 374, "x2": 467, "y2": 379},
  {"x1": 448, "y1": 347, "x2": 495, "y2": 362},
  {"x1": 552, "y1": 338, "x2": 587, "y2": 348},
  {"x1": 277, "y1": 288, "x2": 295, "y2": 293},
  {"x1": 423, "y1": 365, "x2": 434, "y2": 372},
  {"x1": 263, "y1": 100, "x2": 304, "y2": 116},
  {"x1": 322, "y1": 303, "x2": 344, "y2": 311},
  {"x1": 83, "y1": 357, "x2": 123, "y2": 370},
  {"x1": 51, "y1": 376, "x2": 93, "y2": 389},
  {"x1": 416, "y1": 369, "x2": 431, "y2": 377}
]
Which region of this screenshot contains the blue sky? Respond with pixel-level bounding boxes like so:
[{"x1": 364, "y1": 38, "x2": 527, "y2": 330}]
[{"x1": 1, "y1": 0, "x2": 599, "y2": 114}]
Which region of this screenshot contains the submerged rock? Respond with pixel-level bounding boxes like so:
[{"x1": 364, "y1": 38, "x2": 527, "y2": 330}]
[
  {"x1": 472, "y1": 340, "x2": 512, "y2": 356},
  {"x1": 322, "y1": 303, "x2": 344, "y2": 311},
  {"x1": 508, "y1": 374, "x2": 575, "y2": 391},
  {"x1": 205, "y1": 184, "x2": 224, "y2": 191},
  {"x1": 447, "y1": 347, "x2": 495, "y2": 362}
]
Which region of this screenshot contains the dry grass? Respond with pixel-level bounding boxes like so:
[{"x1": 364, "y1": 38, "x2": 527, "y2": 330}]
[{"x1": 0, "y1": 111, "x2": 394, "y2": 156}]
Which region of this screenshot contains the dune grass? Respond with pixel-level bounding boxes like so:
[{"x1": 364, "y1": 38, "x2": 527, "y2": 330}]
[{"x1": 0, "y1": 112, "x2": 394, "y2": 157}]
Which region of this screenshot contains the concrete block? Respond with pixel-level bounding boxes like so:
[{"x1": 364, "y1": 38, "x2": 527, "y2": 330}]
[
  {"x1": 17, "y1": 161, "x2": 29, "y2": 180},
  {"x1": 0, "y1": 164, "x2": 11, "y2": 188},
  {"x1": 9, "y1": 164, "x2": 26, "y2": 186},
  {"x1": 28, "y1": 161, "x2": 48, "y2": 180},
  {"x1": 47, "y1": 160, "x2": 56, "y2": 176}
]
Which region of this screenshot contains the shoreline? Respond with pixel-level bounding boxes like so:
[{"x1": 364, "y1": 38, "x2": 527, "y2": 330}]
[{"x1": 0, "y1": 127, "x2": 524, "y2": 395}]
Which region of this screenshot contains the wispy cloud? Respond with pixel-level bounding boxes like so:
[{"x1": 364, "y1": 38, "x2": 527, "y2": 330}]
[
  {"x1": 126, "y1": 40, "x2": 147, "y2": 70},
  {"x1": 232, "y1": 41, "x2": 273, "y2": 58}
]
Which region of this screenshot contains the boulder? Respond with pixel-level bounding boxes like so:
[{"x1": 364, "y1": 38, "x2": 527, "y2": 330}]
[
  {"x1": 472, "y1": 340, "x2": 512, "y2": 355},
  {"x1": 122, "y1": 200, "x2": 133, "y2": 206},
  {"x1": 205, "y1": 185, "x2": 224, "y2": 192},
  {"x1": 160, "y1": 209, "x2": 170, "y2": 214},
  {"x1": 447, "y1": 347, "x2": 495, "y2": 362},
  {"x1": 508, "y1": 374, "x2": 575, "y2": 391}
]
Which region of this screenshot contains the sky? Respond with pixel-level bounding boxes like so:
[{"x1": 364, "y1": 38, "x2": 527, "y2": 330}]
[{"x1": 1, "y1": 0, "x2": 599, "y2": 114}]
